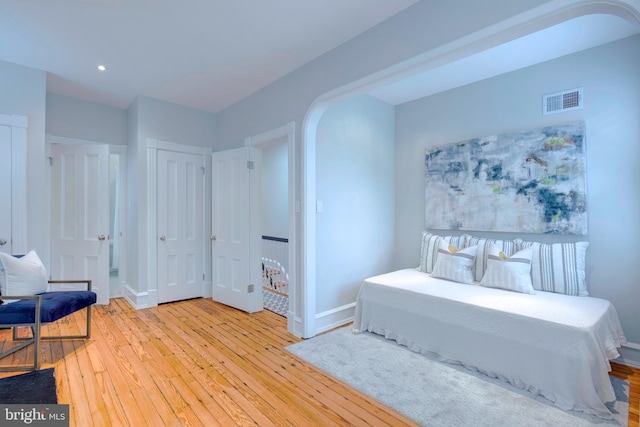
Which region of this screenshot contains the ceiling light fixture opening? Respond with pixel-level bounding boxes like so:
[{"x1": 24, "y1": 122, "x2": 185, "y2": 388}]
[{"x1": 97, "y1": 65, "x2": 107, "y2": 71}]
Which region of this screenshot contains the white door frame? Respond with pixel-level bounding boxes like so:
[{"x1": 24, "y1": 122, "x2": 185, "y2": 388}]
[
  {"x1": 245, "y1": 122, "x2": 296, "y2": 335},
  {"x1": 146, "y1": 138, "x2": 212, "y2": 307},
  {"x1": 109, "y1": 145, "x2": 128, "y2": 298}
]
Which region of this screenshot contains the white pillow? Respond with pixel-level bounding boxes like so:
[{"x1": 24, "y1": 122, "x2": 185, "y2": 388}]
[
  {"x1": 514, "y1": 239, "x2": 589, "y2": 296},
  {"x1": 480, "y1": 245, "x2": 534, "y2": 294},
  {"x1": 431, "y1": 241, "x2": 478, "y2": 284},
  {"x1": 418, "y1": 232, "x2": 468, "y2": 273},
  {"x1": 0, "y1": 251, "x2": 48, "y2": 304},
  {"x1": 465, "y1": 236, "x2": 518, "y2": 282}
]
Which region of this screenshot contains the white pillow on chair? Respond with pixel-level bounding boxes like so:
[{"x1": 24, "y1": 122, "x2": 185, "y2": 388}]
[{"x1": 0, "y1": 251, "x2": 48, "y2": 304}]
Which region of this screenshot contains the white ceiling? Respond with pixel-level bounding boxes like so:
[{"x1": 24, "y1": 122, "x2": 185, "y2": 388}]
[
  {"x1": 368, "y1": 14, "x2": 640, "y2": 105},
  {"x1": 2, "y1": 3, "x2": 638, "y2": 114},
  {"x1": 0, "y1": 0, "x2": 417, "y2": 113}
]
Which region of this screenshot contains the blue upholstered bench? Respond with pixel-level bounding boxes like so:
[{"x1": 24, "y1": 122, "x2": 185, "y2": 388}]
[{"x1": 0, "y1": 280, "x2": 96, "y2": 372}]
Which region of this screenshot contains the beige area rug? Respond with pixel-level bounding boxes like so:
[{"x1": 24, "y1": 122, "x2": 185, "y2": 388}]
[{"x1": 287, "y1": 327, "x2": 628, "y2": 427}]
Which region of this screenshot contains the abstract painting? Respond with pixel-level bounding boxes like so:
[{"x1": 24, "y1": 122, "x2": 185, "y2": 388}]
[{"x1": 425, "y1": 121, "x2": 587, "y2": 234}]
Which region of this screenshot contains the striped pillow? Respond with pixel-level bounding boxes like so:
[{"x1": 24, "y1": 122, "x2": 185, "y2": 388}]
[
  {"x1": 465, "y1": 236, "x2": 517, "y2": 282},
  {"x1": 431, "y1": 241, "x2": 478, "y2": 284},
  {"x1": 480, "y1": 245, "x2": 534, "y2": 294},
  {"x1": 418, "y1": 232, "x2": 467, "y2": 273},
  {"x1": 514, "y1": 239, "x2": 589, "y2": 296}
]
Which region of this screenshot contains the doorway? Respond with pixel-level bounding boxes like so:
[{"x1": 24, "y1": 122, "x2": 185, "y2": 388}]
[
  {"x1": 146, "y1": 138, "x2": 210, "y2": 307},
  {"x1": 260, "y1": 142, "x2": 289, "y2": 316},
  {"x1": 0, "y1": 124, "x2": 12, "y2": 255},
  {"x1": 47, "y1": 136, "x2": 127, "y2": 304},
  {"x1": 0, "y1": 114, "x2": 28, "y2": 256},
  {"x1": 245, "y1": 122, "x2": 296, "y2": 333},
  {"x1": 109, "y1": 147, "x2": 127, "y2": 298},
  {"x1": 50, "y1": 142, "x2": 110, "y2": 304},
  {"x1": 156, "y1": 149, "x2": 205, "y2": 304}
]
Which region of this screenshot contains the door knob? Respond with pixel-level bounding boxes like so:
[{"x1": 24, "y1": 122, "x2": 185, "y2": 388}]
[
  {"x1": 0, "y1": 238, "x2": 6, "y2": 246},
  {"x1": 210, "y1": 235, "x2": 216, "y2": 241},
  {"x1": 98, "y1": 235, "x2": 106, "y2": 241},
  {"x1": 160, "y1": 235, "x2": 166, "y2": 241}
]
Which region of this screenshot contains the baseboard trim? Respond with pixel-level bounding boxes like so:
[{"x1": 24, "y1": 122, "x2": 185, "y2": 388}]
[
  {"x1": 123, "y1": 285, "x2": 149, "y2": 309},
  {"x1": 616, "y1": 343, "x2": 640, "y2": 369},
  {"x1": 289, "y1": 312, "x2": 304, "y2": 338},
  {"x1": 315, "y1": 302, "x2": 356, "y2": 335},
  {"x1": 202, "y1": 282, "x2": 212, "y2": 299}
]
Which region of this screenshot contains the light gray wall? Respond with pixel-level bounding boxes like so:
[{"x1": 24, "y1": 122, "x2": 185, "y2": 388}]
[
  {"x1": 394, "y1": 34, "x2": 640, "y2": 344},
  {"x1": 215, "y1": 0, "x2": 549, "y2": 151},
  {"x1": 0, "y1": 60, "x2": 47, "y2": 258},
  {"x1": 214, "y1": 0, "x2": 550, "y2": 328},
  {"x1": 136, "y1": 96, "x2": 217, "y2": 148},
  {"x1": 316, "y1": 95, "x2": 395, "y2": 313},
  {"x1": 46, "y1": 93, "x2": 128, "y2": 144},
  {"x1": 261, "y1": 142, "x2": 288, "y2": 238}
]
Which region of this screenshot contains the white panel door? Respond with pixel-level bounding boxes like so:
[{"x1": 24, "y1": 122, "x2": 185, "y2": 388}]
[
  {"x1": 51, "y1": 144, "x2": 110, "y2": 304},
  {"x1": 0, "y1": 125, "x2": 11, "y2": 254},
  {"x1": 211, "y1": 147, "x2": 262, "y2": 313},
  {"x1": 157, "y1": 150, "x2": 205, "y2": 304}
]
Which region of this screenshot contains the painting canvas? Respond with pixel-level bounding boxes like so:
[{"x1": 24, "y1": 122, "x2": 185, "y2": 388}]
[{"x1": 425, "y1": 121, "x2": 587, "y2": 234}]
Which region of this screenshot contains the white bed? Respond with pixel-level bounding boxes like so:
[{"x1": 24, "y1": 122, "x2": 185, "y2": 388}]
[{"x1": 353, "y1": 268, "x2": 627, "y2": 418}]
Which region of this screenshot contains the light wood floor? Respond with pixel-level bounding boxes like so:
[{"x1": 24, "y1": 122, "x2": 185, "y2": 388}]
[{"x1": 0, "y1": 297, "x2": 638, "y2": 427}]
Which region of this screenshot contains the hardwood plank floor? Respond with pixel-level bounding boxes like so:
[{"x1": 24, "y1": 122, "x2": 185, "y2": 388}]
[{"x1": 1, "y1": 297, "x2": 638, "y2": 427}]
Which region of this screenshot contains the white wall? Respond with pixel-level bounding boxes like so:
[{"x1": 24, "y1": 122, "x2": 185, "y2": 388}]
[
  {"x1": 46, "y1": 93, "x2": 128, "y2": 145},
  {"x1": 0, "y1": 60, "x2": 47, "y2": 259},
  {"x1": 261, "y1": 142, "x2": 288, "y2": 238},
  {"x1": 136, "y1": 96, "x2": 218, "y2": 149},
  {"x1": 315, "y1": 95, "x2": 395, "y2": 326},
  {"x1": 394, "y1": 34, "x2": 640, "y2": 344}
]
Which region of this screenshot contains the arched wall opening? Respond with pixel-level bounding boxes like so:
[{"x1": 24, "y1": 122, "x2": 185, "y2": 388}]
[{"x1": 299, "y1": 0, "x2": 640, "y2": 338}]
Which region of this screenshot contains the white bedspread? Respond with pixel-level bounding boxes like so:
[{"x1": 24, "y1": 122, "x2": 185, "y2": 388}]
[{"x1": 353, "y1": 269, "x2": 627, "y2": 418}]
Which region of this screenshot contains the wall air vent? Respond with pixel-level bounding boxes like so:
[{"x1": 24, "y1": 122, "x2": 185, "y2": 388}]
[{"x1": 543, "y1": 87, "x2": 583, "y2": 115}]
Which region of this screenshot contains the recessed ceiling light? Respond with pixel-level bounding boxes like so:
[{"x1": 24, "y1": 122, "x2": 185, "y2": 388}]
[{"x1": 97, "y1": 65, "x2": 107, "y2": 71}]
